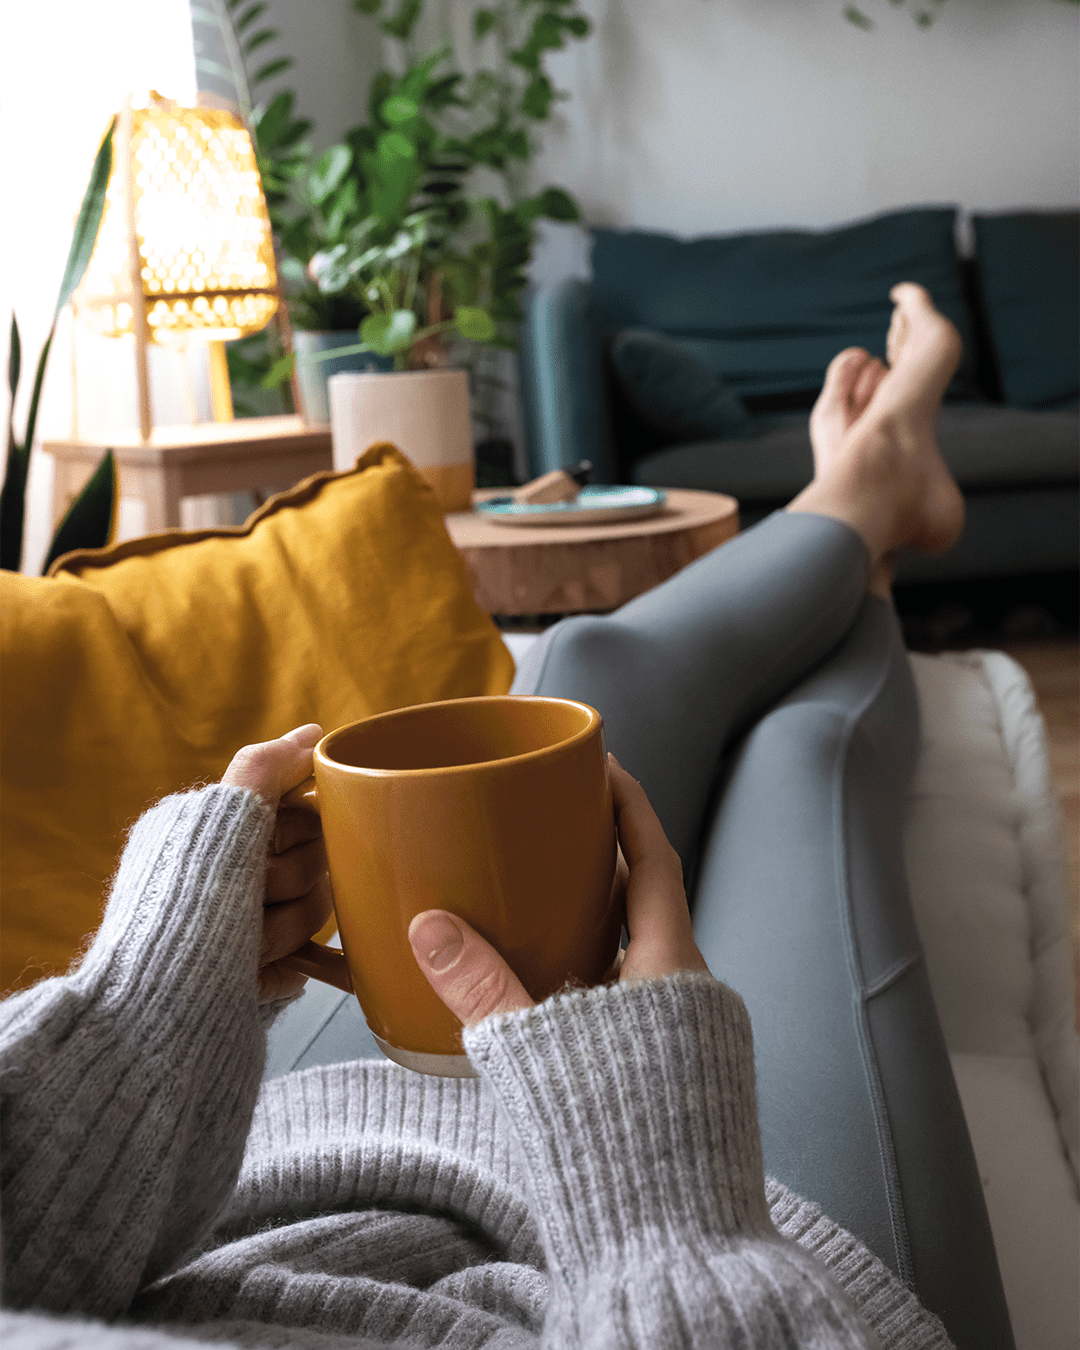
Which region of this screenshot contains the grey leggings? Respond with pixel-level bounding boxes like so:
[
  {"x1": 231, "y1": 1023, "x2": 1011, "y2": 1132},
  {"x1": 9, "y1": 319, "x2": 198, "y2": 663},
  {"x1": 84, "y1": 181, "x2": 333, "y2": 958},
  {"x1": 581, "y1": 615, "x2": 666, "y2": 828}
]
[{"x1": 509, "y1": 510, "x2": 1012, "y2": 1350}]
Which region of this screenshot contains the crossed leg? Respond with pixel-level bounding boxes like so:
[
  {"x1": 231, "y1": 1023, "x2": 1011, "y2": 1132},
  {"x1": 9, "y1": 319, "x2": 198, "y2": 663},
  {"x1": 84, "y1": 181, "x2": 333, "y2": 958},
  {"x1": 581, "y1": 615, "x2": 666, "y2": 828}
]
[{"x1": 512, "y1": 285, "x2": 1011, "y2": 1348}]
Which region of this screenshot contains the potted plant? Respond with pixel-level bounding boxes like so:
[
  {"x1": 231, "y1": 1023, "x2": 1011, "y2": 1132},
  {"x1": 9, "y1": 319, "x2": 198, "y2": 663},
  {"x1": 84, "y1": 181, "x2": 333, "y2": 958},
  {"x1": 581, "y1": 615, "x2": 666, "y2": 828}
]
[
  {"x1": 2, "y1": 125, "x2": 118, "y2": 573},
  {"x1": 254, "y1": 0, "x2": 592, "y2": 487}
]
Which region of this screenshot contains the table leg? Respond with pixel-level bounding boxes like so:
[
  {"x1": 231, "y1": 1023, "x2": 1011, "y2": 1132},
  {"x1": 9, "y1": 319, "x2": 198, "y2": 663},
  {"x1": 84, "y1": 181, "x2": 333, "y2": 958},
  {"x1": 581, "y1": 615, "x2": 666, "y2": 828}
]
[{"x1": 136, "y1": 465, "x2": 184, "y2": 532}]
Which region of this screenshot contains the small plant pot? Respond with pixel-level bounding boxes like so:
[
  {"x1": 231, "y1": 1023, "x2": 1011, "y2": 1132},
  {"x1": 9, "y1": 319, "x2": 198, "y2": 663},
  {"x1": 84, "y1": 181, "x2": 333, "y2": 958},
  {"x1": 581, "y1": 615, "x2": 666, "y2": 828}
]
[
  {"x1": 329, "y1": 368, "x2": 474, "y2": 512},
  {"x1": 293, "y1": 331, "x2": 393, "y2": 424}
]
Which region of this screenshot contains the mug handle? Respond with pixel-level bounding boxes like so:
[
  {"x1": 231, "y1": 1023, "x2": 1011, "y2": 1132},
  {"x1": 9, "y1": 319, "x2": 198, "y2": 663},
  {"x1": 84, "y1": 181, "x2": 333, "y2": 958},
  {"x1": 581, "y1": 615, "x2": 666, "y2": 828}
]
[{"x1": 279, "y1": 776, "x2": 353, "y2": 995}]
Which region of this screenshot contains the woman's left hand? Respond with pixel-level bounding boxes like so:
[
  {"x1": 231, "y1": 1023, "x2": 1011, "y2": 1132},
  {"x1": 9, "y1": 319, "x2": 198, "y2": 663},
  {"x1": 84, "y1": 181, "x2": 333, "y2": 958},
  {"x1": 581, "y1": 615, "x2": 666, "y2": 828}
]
[{"x1": 221, "y1": 724, "x2": 334, "y2": 1003}]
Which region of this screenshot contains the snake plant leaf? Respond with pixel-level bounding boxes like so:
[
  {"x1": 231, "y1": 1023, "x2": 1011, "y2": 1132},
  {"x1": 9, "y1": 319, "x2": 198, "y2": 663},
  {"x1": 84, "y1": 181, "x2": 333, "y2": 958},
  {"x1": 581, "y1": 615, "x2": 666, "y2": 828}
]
[
  {"x1": 7, "y1": 314, "x2": 19, "y2": 404},
  {"x1": 0, "y1": 331, "x2": 51, "y2": 572},
  {"x1": 53, "y1": 119, "x2": 115, "y2": 323},
  {"x1": 42, "y1": 450, "x2": 117, "y2": 574}
]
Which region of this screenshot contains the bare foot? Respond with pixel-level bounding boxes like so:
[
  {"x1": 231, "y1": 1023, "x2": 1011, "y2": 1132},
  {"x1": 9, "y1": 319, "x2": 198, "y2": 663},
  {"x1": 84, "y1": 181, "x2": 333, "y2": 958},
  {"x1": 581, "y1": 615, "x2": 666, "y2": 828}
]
[
  {"x1": 793, "y1": 282, "x2": 965, "y2": 565},
  {"x1": 809, "y1": 346, "x2": 889, "y2": 476}
]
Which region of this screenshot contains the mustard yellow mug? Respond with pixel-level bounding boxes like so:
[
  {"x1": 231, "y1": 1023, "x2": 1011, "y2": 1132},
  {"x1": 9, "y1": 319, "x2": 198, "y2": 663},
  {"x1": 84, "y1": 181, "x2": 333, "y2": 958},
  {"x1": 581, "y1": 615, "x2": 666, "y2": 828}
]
[{"x1": 284, "y1": 695, "x2": 620, "y2": 1076}]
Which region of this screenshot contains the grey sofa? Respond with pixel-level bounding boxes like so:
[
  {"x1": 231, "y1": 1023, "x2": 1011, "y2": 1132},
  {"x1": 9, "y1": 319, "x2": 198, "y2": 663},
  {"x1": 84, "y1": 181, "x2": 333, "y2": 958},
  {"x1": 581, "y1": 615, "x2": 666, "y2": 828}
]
[{"x1": 519, "y1": 207, "x2": 1079, "y2": 582}]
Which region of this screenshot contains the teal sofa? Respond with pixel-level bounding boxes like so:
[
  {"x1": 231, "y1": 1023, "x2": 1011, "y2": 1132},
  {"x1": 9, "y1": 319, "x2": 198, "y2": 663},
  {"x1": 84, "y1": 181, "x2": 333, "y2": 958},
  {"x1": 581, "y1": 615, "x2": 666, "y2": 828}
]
[{"x1": 519, "y1": 207, "x2": 1079, "y2": 582}]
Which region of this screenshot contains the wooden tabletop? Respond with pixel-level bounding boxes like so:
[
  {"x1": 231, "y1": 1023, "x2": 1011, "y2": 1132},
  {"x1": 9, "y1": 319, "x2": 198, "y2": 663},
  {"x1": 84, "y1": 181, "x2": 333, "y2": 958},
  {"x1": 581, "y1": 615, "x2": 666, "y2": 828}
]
[
  {"x1": 42, "y1": 415, "x2": 332, "y2": 468},
  {"x1": 445, "y1": 487, "x2": 739, "y2": 616}
]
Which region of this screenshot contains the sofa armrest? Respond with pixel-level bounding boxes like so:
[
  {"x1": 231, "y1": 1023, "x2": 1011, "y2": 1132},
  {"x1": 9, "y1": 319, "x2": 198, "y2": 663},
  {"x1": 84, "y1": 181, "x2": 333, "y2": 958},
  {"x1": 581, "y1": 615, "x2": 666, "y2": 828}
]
[{"x1": 519, "y1": 278, "x2": 621, "y2": 483}]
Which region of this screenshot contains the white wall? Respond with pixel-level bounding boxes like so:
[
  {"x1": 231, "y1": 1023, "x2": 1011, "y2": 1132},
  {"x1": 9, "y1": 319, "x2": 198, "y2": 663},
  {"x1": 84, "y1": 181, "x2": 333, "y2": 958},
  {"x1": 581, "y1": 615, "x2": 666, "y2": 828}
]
[
  {"x1": 524, "y1": 0, "x2": 1080, "y2": 278},
  {"x1": 258, "y1": 0, "x2": 1080, "y2": 311}
]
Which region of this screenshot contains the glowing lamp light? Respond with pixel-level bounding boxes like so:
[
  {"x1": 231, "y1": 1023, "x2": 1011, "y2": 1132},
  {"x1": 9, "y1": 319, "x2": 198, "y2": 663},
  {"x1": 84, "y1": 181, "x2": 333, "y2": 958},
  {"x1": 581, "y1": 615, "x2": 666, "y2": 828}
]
[{"x1": 78, "y1": 93, "x2": 278, "y2": 347}]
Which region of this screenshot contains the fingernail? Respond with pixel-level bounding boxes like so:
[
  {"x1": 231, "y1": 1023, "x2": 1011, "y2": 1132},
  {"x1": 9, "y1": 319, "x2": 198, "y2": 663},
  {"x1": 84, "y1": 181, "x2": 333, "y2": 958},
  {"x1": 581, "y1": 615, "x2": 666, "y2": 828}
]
[{"x1": 409, "y1": 913, "x2": 464, "y2": 972}]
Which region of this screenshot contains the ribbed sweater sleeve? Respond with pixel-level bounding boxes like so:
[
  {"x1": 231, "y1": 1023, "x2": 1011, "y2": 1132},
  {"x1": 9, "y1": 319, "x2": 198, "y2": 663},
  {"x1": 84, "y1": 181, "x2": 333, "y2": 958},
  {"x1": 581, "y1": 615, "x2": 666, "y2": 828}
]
[
  {"x1": 0, "y1": 785, "x2": 274, "y2": 1321},
  {"x1": 465, "y1": 974, "x2": 882, "y2": 1349}
]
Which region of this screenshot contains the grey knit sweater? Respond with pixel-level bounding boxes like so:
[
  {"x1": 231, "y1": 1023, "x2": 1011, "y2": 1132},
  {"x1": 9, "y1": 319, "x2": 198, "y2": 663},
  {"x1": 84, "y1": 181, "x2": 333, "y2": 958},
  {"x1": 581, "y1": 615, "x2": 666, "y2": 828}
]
[{"x1": 0, "y1": 785, "x2": 953, "y2": 1349}]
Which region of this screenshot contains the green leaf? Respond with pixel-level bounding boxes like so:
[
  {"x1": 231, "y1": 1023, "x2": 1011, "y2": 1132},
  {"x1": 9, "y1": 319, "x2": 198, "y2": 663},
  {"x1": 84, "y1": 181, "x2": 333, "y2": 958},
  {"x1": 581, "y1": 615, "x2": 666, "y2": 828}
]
[
  {"x1": 309, "y1": 144, "x2": 352, "y2": 202},
  {"x1": 261, "y1": 352, "x2": 295, "y2": 389},
  {"x1": 0, "y1": 437, "x2": 29, "y2": 571},
  {"x1": 353, "y1": 0, "x2": 382, "y2": 12},
  {"x1": 530, "y1": 12, "x2": 566, "y2": 52},
  {"x1": 253, "y1": 89, "x2": 293, "y2": 140},
  {"x1": 253, "y1": 56, "x2": 292, "y2": 84},
  {"x1": 242, "y1": 27, "x2": 278, "y2": 55},
  {"x1": 377, "y1": 129, "x2": 417, "y2": 161},
  {"x1": 42, "y1": 450, "x2": 117, "y2": 573},
  {"x1": 54, "y1": 119, "x2": 114, "y2": 322},
  {"x1": 425, "y1": 73, "x2": 466, "y2": 109},
  {"x1": 844, "y1": 6, "x2": 875, "y2": 27},
  {"x1": 521, "y1": 74, "x2": 553, "y2": 119},
  {"x1": 509, "y1": 44, "x2": 540, "y2": 73},
  {"x1": 380, "y1": 0, "x2": 422, "y2": 39},
  {"x1": 474, "y1": 8, "x2": 496, "y2": 39},
  {"x1": 234, "y1": 0, "x2": 266, "y2": 33},
  {"x1": 501, "y1": 130, "x2": 527, "y2": 160},
  {"x1": 563, "y1": 15, "x2": 590, "y2": 37},
  {"x1": 453, "y1": 306, "x2": 497, "y2": 341},
  {"x1": 381, "y1": 95, "x2": 419, "y2": 124},
  {"x1": 538, "y1": 186, "x2": 579, "y2": 221},
  {"x1": 361, "y1": 309, "x2": 417, "y2": 354},
  {"x1": 7, "y1": 315, "x2": 19, "y2": 402}
]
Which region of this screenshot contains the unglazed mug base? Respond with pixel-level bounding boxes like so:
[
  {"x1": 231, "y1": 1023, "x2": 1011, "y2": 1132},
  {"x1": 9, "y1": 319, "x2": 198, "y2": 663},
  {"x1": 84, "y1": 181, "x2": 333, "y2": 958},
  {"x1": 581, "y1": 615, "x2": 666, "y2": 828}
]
[{"x1": 374, "y1": 1033, "x2": 478, "y2": 1078}]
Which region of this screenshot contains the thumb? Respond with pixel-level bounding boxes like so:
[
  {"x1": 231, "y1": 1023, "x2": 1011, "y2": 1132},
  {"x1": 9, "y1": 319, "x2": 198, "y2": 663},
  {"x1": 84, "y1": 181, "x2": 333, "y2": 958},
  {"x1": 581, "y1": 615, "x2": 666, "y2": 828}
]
[
  {"x1": 408, "y1": 910, "x2": 533, "y2": 1028},
  {"x1": 221, "y1": 723, "x2": 323, "y2": 806}
]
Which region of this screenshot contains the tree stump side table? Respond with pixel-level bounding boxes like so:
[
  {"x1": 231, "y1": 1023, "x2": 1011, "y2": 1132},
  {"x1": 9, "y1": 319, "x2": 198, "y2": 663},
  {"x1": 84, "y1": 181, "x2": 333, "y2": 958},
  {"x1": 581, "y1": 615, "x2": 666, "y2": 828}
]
[{"x1": 444, "y1": 488, "x2": 739, "y2": 618}]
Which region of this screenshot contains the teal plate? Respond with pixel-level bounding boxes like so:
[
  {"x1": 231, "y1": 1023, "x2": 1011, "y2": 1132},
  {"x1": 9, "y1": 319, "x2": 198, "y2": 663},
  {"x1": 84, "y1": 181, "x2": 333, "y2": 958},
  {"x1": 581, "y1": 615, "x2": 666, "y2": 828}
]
[{"x1": 476, "y1": 485, "x2": 667, "y2": 527}]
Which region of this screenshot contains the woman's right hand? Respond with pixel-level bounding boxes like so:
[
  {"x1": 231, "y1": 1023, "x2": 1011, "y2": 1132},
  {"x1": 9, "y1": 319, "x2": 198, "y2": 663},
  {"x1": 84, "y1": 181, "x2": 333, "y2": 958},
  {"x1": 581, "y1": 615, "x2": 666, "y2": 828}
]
[
  {"x1": 605, "y1": 757, "x2": 711, "y2": 984},
  {"x1": 408, "y1": 755, "x2": 711, "y2": 1029}
]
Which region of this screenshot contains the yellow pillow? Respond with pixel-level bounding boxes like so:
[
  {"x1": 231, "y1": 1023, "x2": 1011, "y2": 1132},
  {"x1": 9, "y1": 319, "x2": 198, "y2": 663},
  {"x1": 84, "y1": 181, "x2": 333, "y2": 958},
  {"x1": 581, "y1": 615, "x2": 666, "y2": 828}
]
[{"x1": 1, "y1": 443, "x2": 514, "y2": 993}]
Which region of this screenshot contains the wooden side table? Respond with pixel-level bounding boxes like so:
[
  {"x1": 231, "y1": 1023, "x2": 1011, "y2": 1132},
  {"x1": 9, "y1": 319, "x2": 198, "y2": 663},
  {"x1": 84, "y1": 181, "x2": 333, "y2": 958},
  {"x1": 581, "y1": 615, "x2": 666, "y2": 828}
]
[
  {"x1": 445, "y1": 488, "x2": 739, "y2": 617},
  {"x1": 42, "y1": 415, "x2": 333, "y2": 533}
]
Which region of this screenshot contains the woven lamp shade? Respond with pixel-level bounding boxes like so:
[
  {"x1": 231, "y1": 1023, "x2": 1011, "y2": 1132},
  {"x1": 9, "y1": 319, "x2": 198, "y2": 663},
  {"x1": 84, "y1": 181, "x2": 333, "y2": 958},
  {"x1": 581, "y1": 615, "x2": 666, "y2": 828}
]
[{"x1": 77, "y1": 94, "x2": 278, "y2": 345}]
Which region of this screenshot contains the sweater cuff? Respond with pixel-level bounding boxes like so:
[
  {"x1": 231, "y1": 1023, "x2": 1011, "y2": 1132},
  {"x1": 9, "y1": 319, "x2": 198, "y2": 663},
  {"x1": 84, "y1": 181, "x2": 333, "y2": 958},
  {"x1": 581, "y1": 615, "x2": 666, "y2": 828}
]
[
  {"x1": 75, "y1": 783, "x2": 275, "y2": 1032},
  {"x1": 463, "y1": 973, "x2": 775, "y2": 1275}
]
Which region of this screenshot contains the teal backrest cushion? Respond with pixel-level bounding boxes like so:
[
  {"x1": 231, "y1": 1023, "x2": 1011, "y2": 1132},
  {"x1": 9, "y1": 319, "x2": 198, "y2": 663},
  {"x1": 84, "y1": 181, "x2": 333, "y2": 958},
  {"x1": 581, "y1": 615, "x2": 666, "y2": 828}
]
[
  {"x1": 972, "y1": 211, "x2": 1079, "y2": 409},
  {"x1": 609, "y1": 329, "x2": 750, "y2": 441},
  {"x1": 591, "y1": 208, "x2": 979, "y2": 399}
]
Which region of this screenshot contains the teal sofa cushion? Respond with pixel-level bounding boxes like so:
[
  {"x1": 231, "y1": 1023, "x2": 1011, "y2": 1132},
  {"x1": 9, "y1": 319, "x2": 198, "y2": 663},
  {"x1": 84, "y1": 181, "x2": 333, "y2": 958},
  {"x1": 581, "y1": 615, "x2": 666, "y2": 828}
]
[
  {"x1": 973, "y1": 211, "x2": 1080, "y2": 409},
  {"x1": 609, "y1": 328, "x2": 750, "y2": 440},
  {"x1": 591, "y1": 208, "x2": 979, "y2": 399}
]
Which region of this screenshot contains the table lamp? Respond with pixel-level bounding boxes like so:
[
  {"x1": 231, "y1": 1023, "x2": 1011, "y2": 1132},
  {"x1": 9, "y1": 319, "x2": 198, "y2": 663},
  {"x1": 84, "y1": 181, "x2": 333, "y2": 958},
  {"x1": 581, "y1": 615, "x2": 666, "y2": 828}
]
[
  {"x1": 75, "y1": 91, "x2": 280, "y2": 436},
  {"x1": 44, "y1": 92, "x2": 332, "y2": 538}
]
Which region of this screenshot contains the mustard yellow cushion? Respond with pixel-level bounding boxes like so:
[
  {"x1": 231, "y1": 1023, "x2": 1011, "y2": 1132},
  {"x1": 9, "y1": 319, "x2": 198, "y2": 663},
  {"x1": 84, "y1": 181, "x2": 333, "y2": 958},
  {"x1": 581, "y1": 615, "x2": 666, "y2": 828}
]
[{"x1": 1, "y1": 444, "x2": 514, "y2": 993}]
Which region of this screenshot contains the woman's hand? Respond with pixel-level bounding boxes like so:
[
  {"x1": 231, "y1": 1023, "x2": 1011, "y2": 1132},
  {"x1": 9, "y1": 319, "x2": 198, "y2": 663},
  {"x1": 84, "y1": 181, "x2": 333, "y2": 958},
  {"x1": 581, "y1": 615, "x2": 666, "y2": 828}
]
[
  {"x1": 408, "y1": 756, "x2": 711, "y2": 1028},
  {"x1": 220, "y1": 724, "x2": 334, "y2": 1003}
]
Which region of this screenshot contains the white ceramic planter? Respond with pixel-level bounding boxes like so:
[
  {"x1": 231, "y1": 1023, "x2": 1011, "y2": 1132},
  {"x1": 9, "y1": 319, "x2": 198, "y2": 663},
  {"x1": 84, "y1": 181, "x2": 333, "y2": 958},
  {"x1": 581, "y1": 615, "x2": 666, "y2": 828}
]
[{"x1": 329, "y1": 368, "x2": 474, "y2": 512}]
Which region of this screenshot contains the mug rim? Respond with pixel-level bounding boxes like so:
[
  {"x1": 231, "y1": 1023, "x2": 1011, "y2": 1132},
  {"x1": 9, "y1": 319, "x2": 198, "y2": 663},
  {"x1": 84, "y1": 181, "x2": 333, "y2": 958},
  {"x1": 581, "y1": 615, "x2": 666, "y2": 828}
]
[{"x1": 315, "y1": 694, "x2": 602, "y2": 778}]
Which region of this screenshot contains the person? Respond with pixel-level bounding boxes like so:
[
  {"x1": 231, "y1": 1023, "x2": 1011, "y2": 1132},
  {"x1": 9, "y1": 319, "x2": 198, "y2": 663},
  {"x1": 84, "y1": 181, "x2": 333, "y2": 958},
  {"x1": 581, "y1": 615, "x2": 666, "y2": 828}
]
[{"x1": 0, "y1": 285, "x2": 1012, "y2": 1350}]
